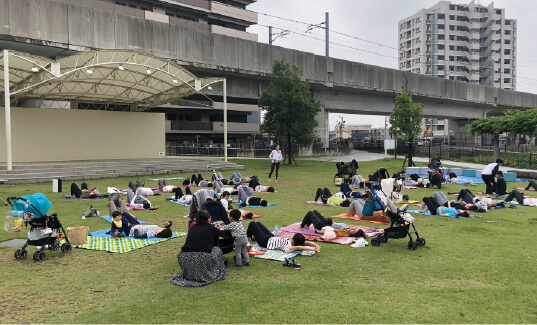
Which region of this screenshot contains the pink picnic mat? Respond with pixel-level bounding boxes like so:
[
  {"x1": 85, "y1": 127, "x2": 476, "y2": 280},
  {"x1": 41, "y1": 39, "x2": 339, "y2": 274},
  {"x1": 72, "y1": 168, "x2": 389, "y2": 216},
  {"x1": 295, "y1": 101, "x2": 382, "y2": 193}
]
[
  {"x1": 330, "y1": 212, "x2": 390, "y2": 225},
  {"x1": 305, "y1": 201, "x2": 347, "y2": 208},
  {"x1": 518, "y1": 188, "x2": 536, "y2": 192},
  {"x1": 279, "y1": 222, "x2": 382, "y2": 244}
]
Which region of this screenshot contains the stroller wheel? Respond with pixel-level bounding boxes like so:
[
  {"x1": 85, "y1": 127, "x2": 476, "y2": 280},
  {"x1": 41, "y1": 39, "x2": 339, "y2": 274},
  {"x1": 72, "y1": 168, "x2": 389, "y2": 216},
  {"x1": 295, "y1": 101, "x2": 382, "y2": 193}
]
[
  {"x1": 14, "y1": 249, "x2": 22, "y2": 260},
  {"x1": 417, "y1": 238, "x2": 426, "y2": 246},
  {"x1": 50, "y1": 241, "x2": 60, "y2": 251},
  {"x1": 380, "y1": 234, "x2": 388, "y2": 243},
  {"x1": 408, "y1": 241, "x2": 418, "y2": 250},
  {"x1": 371, "y1": 237, "x2": 381, "y2": 247},
  {"x1": 437, "y1": 183, "x2": 442, "y2": 189},
  {"x1": 20, "y1": 250, "x2": 27, "y2": 260},
  {"x1": 33, "y1": 251, "x2": 46, "y2": 262},
  {"x1": 61, "y1": 243, "x2": 72, "y2": 253}
]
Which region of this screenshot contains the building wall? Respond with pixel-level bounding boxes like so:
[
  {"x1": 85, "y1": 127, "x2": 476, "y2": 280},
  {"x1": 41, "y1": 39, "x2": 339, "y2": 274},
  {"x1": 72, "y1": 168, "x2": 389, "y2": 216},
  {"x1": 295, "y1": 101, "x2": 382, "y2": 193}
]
[{"x1": 0, "y1": 107, "x2": 165, "y2": 162}]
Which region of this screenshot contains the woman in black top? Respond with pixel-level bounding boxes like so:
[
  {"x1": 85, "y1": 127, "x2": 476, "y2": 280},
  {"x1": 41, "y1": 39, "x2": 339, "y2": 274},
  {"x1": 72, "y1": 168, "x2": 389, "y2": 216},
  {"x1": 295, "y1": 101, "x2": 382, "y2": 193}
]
[{"x1": 171, "y1": 211, "x2": 226, "y2": 287}]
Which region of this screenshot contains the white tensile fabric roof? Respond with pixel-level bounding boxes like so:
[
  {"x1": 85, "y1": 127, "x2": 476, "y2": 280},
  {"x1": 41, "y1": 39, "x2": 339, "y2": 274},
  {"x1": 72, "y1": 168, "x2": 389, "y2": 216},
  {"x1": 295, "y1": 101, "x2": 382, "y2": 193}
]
[{"x1": 0, "y1": 49, "x2": 221, "y2": 110}]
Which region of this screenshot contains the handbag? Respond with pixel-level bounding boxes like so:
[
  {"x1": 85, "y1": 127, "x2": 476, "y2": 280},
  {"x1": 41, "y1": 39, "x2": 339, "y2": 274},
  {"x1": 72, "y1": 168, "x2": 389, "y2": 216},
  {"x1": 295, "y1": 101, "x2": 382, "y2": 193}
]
[
  {"x1": 362, "y1": 192, "x2": 374, "y2": 216},
  {"x1": 67, "y1": 226, "x2": 89, "y2": 245}
]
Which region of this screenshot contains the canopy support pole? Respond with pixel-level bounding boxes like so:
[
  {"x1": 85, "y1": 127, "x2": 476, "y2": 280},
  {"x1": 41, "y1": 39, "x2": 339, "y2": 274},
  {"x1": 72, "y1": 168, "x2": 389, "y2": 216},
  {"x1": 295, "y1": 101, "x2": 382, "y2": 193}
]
[
  {"x1": 223, "y1": 78, "x2": 228, "y2": 162},
  {"x1": 3, "y1": 49, "x2": 12, "y2": 171}
]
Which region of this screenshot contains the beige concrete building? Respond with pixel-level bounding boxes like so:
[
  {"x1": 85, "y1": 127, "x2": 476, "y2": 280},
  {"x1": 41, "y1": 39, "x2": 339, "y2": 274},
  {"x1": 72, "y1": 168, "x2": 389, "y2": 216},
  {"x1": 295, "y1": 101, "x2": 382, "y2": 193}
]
[{"x1": 398, "y1": 0, "x2": 516, "y2": 139}]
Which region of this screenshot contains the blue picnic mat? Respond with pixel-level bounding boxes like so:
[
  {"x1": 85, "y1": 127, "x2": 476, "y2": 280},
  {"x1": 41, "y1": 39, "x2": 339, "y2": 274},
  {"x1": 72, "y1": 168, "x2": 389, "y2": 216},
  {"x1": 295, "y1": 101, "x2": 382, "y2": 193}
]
[
  {"x1": 88, "y1": 228, "x2": 182, "y2": 241},
  {"x1": 98, "y1": 214, "x2": 146, "y2": 224}
]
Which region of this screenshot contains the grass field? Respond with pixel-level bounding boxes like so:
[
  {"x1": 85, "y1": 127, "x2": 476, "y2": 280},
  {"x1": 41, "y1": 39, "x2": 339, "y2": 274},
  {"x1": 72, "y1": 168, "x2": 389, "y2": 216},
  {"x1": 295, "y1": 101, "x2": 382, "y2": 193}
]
[{"x1": 1, "y1": 158, "x2": 536, "y2": 324}]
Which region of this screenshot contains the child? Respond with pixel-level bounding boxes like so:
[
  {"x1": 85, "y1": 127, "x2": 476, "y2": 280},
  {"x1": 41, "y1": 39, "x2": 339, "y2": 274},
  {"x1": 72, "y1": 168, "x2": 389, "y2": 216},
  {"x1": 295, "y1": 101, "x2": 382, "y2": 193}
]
[
  {"x1": 217, "y1": 209, "x2": 250, "y2": 267},
  {"x1": 220, "y1": 191, "x2": 231, "y2": 210},
  {"x1": 110, "y1": 211, "x2": 127, "y2": 239}
]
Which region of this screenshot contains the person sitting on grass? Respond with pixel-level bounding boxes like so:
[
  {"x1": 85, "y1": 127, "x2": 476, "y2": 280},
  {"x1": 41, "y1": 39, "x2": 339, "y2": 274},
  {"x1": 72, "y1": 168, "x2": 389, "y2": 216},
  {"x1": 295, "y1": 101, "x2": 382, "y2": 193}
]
[
  {"x1": 220, "y1": 191, "x2": 232, "y2": 210},
  {"x1": 495, "y1": 171, "x2": 507, "y2": 196},
  {"x1": 247, "y1": 221, "x2": 321, "y2": 253},
  {"x1": 314, "y1": 187, "x2": 351, "y2": 207}
]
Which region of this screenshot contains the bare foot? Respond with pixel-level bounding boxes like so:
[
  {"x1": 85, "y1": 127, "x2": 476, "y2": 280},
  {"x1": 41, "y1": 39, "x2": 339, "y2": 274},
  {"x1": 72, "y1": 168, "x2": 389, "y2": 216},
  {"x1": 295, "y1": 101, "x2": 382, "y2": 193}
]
[
  {"x1": 275, "y1": 179, "x2": 278, "y2": 183},
  {"x1": 294, "y1": 227, "x2": 304, "y2": 231},
  {"x1": 268, "y1": 178, "x2": 271, "y2": 182}
]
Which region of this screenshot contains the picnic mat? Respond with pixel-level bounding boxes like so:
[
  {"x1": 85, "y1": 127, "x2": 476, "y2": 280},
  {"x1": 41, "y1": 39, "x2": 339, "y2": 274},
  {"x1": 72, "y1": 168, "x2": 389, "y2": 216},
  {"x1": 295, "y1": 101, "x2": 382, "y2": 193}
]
[
  {"x1": 330, "y1": 212, "x2": 390, "y2": 225},
  {"x1": 517, "y1": 187, "x2": 536, "y2": 191},
  {"x1": 63, "y1": 195, "x2": 107, "y2": 200},
  {"x1": 234, "y1": 202, "x2": 277, "y2": 208},
  {"x1": 75, "y1": 231, "x2": 186, "y2": 253},
  {"x1": 407, "y1": 209, "x2": 469, "y2": 219},
  {"x1": 305, "y1": 201, "x2": 347, "y2": 208},
  {"x1": 166, "y1": 196, "x2": 190, "y2": 206},
  {"x1": 404, "y1": 186, "x2": 418, "y2": 189},
  {"x1": 279, "y1": 223, "x2": 382, "y2": 243},
  {"x1": 147, "y1": 177, "x2": 185, "y2": 181},
  {"x1": 395, "y1": 200, "x2": 420, "y2": 204},
  {"x1": 97, "y1": 214, "x2": 146, "y2": 224},
  {"x1": 250, "y1": 244, "x2": 315, "y2": 261}
]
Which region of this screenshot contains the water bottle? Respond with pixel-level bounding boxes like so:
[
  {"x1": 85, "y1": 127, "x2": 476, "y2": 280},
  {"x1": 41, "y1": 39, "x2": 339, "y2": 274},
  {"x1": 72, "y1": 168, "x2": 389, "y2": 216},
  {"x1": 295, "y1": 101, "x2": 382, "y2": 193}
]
[
  {"x1": 81, "y1": 211, "x2": 86, "y2": 220},
  {"x1": 274, "y1": 225, "x2": 279, "y2": 236}
]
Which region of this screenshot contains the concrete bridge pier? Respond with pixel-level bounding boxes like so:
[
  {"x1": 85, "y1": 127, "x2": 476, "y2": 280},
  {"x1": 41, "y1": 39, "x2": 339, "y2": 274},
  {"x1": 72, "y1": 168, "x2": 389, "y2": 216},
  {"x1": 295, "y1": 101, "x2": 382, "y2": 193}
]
[{"x1": 315, "y1": 105, "x2": 330, "y2": 148}]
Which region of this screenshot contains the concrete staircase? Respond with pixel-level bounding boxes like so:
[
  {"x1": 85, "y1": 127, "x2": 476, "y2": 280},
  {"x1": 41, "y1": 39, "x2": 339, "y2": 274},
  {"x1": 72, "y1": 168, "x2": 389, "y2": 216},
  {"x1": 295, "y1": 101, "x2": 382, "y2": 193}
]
[{"x1": 0, "y1": 157, "x2": 244, "y2": 184}]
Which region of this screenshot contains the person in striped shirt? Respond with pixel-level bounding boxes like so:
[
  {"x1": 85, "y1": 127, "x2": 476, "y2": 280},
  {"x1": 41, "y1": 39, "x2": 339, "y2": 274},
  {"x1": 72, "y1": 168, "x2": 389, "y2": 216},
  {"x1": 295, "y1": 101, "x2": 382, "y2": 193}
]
[{"x1": 246, "y1": 221, "x2": 321, "y2": 253}]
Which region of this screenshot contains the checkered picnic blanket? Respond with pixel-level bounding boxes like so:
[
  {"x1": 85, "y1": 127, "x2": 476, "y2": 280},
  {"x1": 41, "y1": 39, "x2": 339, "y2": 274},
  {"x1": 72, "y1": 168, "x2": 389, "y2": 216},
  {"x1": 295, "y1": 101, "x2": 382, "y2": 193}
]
[{"x1": 74, "y1": 232, "x2": 186, "y2": 253}]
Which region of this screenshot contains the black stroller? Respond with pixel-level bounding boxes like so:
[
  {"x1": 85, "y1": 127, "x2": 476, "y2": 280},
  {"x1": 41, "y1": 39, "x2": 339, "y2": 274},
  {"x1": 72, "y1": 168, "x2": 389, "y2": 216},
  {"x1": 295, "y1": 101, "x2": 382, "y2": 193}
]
[
  {"x1": 334, "y1": 159, "x2": 359, "y2": 184},
  {"x1": 370, "y1": 205, "x2": 425, "y2": 250},
  {"x1": 368, "y1": 168, "x2": 390, "y2": 188},
  {"x1": 427, "y1": 157, "x2": 445, "y2": 189},
  {"x1": 8, "y1": 193, "x2": 72, "y2": 261}
]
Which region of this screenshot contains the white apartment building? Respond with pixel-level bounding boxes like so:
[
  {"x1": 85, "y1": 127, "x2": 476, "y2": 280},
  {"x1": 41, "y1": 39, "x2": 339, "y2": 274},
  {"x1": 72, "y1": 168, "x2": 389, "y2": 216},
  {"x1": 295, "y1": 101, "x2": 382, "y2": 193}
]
[{"x1": 398, "y1": 0, "x2": 516, "y2": 140}]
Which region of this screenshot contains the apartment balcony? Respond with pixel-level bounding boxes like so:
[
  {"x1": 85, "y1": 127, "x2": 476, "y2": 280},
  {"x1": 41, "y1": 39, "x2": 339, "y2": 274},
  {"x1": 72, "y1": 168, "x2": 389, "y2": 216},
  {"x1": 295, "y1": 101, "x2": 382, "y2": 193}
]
[
  {"x1": 211, "y1": 25, "x2": 258, "y2": 42},
  {"x1": 211, "y1": 2, "x2": 258, "y2": 24},
  {"x1": 212, "y1": 122, "x2": 260, "y2": 133}
]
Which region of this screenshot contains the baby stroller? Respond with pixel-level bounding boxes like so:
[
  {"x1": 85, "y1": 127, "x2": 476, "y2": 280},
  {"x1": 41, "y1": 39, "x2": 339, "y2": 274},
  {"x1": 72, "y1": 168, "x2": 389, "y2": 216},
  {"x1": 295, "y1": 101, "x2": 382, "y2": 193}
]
[
  {"x1": 8, "y1": 193, "x2": 72, "y2": 262},
  {"x1": 334, "y1": 159, "x2": 359, "y2": 184},
  {"x1": 427, "y1": 157, "x2": 445, "y2": 189},
  {"x1": 370, "y1": 208, "x2": 425, "y2": 250},
  {"x1": 368, "y1": 168, "x2": 390, "y2": 187}
]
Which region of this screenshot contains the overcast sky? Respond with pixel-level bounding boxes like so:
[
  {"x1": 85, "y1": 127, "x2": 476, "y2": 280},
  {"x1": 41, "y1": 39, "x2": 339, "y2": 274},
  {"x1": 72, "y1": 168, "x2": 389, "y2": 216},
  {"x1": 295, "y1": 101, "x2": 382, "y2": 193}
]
[{"x1": 246, "y1": 0, "x2": 537, "y2": 130}]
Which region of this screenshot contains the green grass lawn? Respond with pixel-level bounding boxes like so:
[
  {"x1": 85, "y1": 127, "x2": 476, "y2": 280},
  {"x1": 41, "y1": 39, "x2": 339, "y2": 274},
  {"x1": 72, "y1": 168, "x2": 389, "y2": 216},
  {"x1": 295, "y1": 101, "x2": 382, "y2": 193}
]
[{"x1": 1, "y1": 158, "x2": 537, "y2": 324}]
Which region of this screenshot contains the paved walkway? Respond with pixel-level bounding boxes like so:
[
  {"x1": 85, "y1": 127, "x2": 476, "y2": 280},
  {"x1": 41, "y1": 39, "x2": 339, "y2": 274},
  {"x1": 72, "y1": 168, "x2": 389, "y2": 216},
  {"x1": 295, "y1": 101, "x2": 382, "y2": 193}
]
[{"x1": 304, "y1": 150, "x2": 536, "y2": 176}]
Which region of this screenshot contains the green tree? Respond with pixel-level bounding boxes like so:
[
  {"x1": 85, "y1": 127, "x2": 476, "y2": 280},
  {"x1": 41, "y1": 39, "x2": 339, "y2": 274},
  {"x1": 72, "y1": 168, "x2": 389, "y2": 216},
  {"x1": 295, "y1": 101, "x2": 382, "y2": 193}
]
[
  {"x1": 389, "y1": 90, "x2": 424, "y2": 167},
  {"x1": 467, "y1": 108, "x2": 537, "y2": 160},
  {"x1": 259, "y1": 60, "x2": 321, "y2": 164}
]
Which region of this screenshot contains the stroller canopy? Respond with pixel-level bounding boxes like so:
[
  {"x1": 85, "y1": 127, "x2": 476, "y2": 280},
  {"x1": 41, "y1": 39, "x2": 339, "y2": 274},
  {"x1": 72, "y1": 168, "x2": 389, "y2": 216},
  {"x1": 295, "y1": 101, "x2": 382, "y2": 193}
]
[{"x1": 13, "y1": 193, "x2": 51, "y2": 218}]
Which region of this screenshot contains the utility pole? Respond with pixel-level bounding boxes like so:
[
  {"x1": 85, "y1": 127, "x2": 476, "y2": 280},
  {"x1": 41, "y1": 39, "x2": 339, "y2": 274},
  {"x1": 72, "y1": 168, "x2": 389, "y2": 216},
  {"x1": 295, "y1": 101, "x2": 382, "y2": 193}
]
[
  {"x1": 269, "y1": 26, "x2": 272, "y2": 45},
  {"x1": 325, "y1": 12, "x2": 329, "y2": 57}
]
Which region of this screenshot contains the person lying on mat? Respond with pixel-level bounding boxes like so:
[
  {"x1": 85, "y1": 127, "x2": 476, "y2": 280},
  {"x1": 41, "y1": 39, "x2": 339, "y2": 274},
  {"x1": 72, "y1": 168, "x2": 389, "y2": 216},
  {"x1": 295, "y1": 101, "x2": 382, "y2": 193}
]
[
  {"x1": 421, "y1": 196, "x2": 470, "y2": 217},
  {"x1": 190, "y1": 174, "x2": 213, "y2": 187},
  {"x1": 128, "y1": 180, "x2": 155, "y2": 197},
  {"x1": 248, "y1": 178, "x2": 275, "y2": 193},
  {"x1": 70, "y1": 182, "x2": 101, "y2": 199},
  {"x1": 340, "y1": 182, "x2": 368, "y2": 199},
  {"x1": 446, "y1": 176, "x2": 474, "y2": 186},
  {"x1": 503, "y1": 189, "x2": 537, "y2": 206},
  {"x1": 294, "y1": 210, "x2": 333, "y2": 233},
  {"x1": 524, "y1": 179, "x2": 537, "y2": 191},
  {"x1": 226, "y1": 208, "x2": 253, "y2": 220},
  {"x1": 350, "y1": 175, "x2": 369, "y2": 189},
  {"x1": 238, "y1": 186, "x2": 268, "y2": 207},
  {"x1": 128, "y1": 221, "x2": 173, "y2": 238},
  {"x1": 127, "y1": 189, "x2": 152, "y2": 209},
  {"x1": 109, "y1": 210, "x2": 141, "y2": 239},
  {"x1": 247, "y1": 221, "x2": 321, "y2": 253},
  {"x1": 424, "y1": 191, "x2": 482, "y2": 211},
  {"x1": 314, "y1": 187, "x2": 351, "y2": 207},
  {"x1": 403, "y1": 174, "x2": 430, "y2": 188},
  {"x1": 456, "y1": 189, "x2": 504, "y2": 208}
]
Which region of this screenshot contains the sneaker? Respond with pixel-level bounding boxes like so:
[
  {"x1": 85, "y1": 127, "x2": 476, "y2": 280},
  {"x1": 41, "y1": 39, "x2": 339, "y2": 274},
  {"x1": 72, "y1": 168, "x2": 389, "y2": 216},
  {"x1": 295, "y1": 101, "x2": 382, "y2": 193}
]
[
  {"x1": 244, "y1": 262, "x2": 250, "y2": 266},
  {"x1": 400, "y1": 204, "x2": 409, "y2": 212},
  {"x1": 509, "y1": 204, "x2": 517, "y2": 209},
  {"x1": 233, "y1": 264, "x2": 242, "y2": 267}
]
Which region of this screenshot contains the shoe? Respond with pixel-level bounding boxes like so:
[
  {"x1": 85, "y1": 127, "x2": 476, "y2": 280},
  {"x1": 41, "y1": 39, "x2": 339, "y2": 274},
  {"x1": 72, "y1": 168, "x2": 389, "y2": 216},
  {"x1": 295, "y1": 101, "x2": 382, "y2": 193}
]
[
  {"x1": 244, "y1": 262, "x2": 250, "y2": 266},
  {"x1": 509, "y1": 204, "x2": 517, "y2": 209},
  {"x1": 283, "y1": 258, "x2": 301, "y2": 270},
  {"x1": 233, "y1": 264, "x2": 242, "y2": 267},
  {"x1": 400, "y1": 204, "x2": 409, "y2": 212},
  {"x1": 525, "y1": 187, "x2": 530, "y2": 191}
]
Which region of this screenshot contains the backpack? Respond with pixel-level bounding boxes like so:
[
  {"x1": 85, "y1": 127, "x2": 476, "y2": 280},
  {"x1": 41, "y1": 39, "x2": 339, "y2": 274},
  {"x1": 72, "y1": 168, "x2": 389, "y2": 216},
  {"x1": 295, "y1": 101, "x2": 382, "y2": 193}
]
[{"x1": 250, "y1": 175, "x2": 260, "y2": 183}]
